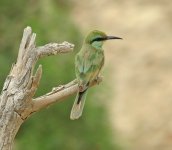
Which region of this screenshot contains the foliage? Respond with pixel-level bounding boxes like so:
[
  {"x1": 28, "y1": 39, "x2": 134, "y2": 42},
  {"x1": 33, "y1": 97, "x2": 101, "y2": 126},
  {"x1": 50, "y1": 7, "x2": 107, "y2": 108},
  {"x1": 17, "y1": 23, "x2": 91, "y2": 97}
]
[{"x1": 0, "y1": 0, "x2": 120, "y2": 149}]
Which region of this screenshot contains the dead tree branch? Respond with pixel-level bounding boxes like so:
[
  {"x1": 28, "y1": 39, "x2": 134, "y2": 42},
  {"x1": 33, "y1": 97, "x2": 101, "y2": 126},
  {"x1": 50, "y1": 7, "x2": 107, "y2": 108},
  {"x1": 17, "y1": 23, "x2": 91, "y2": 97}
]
[{"x1": 0, "y1": 26, "x2": 101, "y2": 150}]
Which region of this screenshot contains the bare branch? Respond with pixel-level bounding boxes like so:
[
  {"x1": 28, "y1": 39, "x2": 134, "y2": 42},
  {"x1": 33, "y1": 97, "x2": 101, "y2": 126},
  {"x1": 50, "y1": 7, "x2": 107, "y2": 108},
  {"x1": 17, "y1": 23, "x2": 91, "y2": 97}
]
[
  {"x1": 32, "y1": 77, "x2": 103, "y2": 113},
  {"x1": 32, "y1": 65, "x2": 42, "y2": 89},
  {"x1": 0, "y1": 26, "x2": 102, "y2": 149},
  {"x1": 0, "y1": 26, "x2": 75, "y2": 149},
  {"x1": 17, "y1": 26, "x2": 32, "y2": 64},
  {"x1": 36, "y1": 41, "x2": 74, "y2": 58},
  {"x1": 32, "y1": 80, "x2": 77, "y2": 112}
]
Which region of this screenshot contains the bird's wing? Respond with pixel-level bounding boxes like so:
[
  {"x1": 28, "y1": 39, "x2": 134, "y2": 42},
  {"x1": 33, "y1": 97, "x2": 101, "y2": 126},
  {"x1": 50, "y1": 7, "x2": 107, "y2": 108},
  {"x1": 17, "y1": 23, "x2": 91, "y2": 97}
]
[
  {"x1": 75, "y1": 50, "x2": 104, "y2": 88},
  {"x1": 84, "y1": 51, "x2": 104, "y2": 81},
  {"x1": 75, "y1": 52, "x2": 92, "y2": 74},
  {"x1": 75, "y1": 52, "x2": 92, "y2": 88},
  {"x1": 75, "y1": 53, "x2": 84, "y2": 76}
]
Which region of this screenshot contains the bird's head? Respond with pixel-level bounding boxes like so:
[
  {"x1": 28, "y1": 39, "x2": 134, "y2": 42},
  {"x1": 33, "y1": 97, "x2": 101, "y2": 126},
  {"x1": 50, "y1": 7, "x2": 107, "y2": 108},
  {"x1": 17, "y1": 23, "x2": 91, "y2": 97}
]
[{"x1": 85, "y1": 30, "x2": 122, "y2": 49}]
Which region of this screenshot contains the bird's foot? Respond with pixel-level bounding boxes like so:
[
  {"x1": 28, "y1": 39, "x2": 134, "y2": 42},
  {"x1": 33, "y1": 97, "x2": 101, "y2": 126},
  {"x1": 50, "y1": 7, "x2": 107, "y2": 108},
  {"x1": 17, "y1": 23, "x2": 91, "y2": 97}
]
[
  {"x1": 79, "y1": 85, "x2": 84, "y2": 92},
  {"x1": 89, "y1": 76, "x2": 103, "y2": 87},
  {"x1": 95, "y1": 76, "x2": 103, "y2": 84}
]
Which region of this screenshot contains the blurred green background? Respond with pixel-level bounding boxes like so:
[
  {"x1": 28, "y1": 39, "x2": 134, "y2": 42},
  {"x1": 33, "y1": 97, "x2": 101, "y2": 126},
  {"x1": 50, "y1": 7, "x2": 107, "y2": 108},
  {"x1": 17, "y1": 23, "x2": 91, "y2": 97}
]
[
  {"x1": 2, "y1": 0, "x2": 171, "y2": 149},
  {"x1": 0, "y1": 0, "x2": 120, "y2": 150}
]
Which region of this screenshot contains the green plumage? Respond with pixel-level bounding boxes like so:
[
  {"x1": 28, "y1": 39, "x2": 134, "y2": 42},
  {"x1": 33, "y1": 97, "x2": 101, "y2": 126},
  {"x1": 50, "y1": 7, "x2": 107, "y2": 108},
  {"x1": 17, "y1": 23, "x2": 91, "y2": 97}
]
[{"x1": 70, "y1": 30, "x2": 122, "y2": 120}]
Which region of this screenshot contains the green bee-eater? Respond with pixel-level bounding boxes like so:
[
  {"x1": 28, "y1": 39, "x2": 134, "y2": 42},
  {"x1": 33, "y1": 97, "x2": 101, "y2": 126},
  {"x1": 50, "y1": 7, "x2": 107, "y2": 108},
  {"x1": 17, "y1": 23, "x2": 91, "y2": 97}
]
[{"x1": 70, "y1": 30, "x2": 122, "y2": 120}]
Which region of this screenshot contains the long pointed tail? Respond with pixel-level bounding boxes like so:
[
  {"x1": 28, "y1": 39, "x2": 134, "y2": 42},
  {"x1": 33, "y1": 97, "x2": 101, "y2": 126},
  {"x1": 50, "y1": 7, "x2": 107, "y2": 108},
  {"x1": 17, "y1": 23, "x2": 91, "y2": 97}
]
[{"x1": 70, "y1": 89, "x2": 87, "y2": 120}]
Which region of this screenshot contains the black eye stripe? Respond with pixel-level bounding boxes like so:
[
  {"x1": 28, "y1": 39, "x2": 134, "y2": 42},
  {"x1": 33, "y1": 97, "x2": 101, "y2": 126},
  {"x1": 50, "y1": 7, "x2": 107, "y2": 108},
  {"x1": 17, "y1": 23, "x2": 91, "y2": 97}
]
[{"x1": 90, "y1": 37, "x2": 107, "y2": 44}]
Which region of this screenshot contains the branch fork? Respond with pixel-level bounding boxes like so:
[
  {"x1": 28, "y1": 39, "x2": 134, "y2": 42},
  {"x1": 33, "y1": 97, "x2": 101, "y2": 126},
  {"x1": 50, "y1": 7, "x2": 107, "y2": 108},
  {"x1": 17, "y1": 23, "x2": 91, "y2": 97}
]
[
  {"x1": 1, "y1": 26, "x2": 102, "y2": 121},
  {"x1": 0, "y1": 26, "x2": 102, "y2": 150}
]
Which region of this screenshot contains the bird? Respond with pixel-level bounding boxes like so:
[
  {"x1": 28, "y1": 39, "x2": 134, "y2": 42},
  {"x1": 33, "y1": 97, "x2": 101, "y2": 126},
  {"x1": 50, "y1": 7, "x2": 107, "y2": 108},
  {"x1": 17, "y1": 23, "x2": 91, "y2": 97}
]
[{"x1": 70, "y1": 30, "x2": 122, "y2": 120}]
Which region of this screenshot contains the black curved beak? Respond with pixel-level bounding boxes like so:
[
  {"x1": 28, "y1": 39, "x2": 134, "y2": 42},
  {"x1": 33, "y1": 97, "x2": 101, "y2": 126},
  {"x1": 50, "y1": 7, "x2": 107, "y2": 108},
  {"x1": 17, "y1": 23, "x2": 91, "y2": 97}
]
[
  {"x1": 91, "y1": 36, "x2": 122, "y2": 44},
  {"x1": 106, "y1": 36, "x2": 123, "y2": 40}
]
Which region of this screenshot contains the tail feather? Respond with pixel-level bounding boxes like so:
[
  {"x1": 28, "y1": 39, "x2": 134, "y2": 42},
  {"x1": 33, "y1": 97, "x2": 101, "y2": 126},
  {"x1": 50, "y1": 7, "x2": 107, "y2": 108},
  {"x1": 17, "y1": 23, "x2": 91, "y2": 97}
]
[{"x1": 70, "y1": 90, "x2": 87, "y2": 120}]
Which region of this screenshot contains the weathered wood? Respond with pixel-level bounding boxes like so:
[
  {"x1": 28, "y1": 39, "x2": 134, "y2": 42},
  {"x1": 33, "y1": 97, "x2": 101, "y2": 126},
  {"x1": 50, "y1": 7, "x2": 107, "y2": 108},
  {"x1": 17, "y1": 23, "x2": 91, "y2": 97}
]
[
  {"x1": 0, "y1": 26, "x2": 74, "y2": 150},
  {"x1": 0, "y1": 26, "x2": 101, "y2": 150}
]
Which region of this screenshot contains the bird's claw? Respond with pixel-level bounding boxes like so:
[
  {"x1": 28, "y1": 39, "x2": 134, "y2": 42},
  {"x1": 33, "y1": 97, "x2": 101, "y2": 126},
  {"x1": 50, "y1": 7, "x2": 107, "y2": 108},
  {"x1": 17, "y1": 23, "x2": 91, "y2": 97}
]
[
  {"x1": 79, "y1": 85, "x2": 84, "y2": 92},
  {"x1": 95, "y1": 76, "x2": 103, "y2": 84}
]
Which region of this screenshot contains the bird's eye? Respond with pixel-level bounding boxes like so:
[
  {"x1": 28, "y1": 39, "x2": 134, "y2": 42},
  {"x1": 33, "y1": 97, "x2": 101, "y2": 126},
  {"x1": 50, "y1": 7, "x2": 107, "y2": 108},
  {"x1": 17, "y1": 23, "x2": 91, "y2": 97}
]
[{"x1": 90, "y1": 37, "x2": 106, "y2": 44}]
